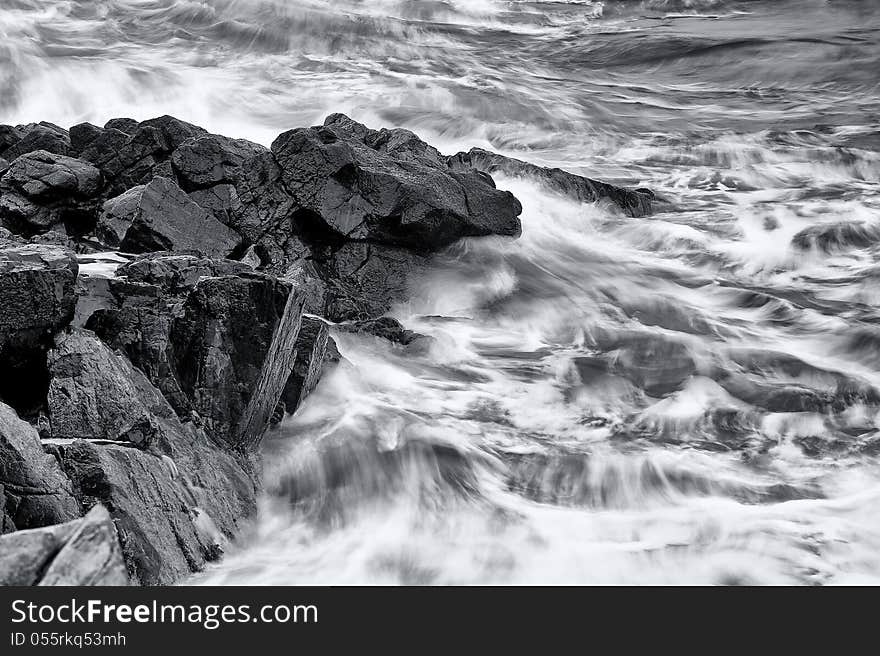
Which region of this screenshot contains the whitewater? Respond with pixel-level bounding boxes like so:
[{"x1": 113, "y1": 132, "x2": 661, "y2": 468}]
[{"x1": 4, "y1": 0, "x2": 880, "y2": 584}]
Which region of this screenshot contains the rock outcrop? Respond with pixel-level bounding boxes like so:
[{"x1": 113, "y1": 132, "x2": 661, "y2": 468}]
[
  {"x1": 0, "y1": 111, "x2": 658, "y2": 586},
  {"x1": 0, "y1": 151, "x2": 103, "y2": 236},
  {"x1": 86, "y1": 252, "x2": 305, "y2": 447},
  {"x1": 56, "y1": 435, "x2": 257, "y2": 585},
  {"x1": 0, "y1": 400, "x2": 80, "y2": 530},
  {"x1": 0, "y1": 240, "x2": 79, "y2": 416},
  {"x1": 0, "y1": 122, "x2": 72, "y2": 163},
  {"x1": 97, "y1": 177, "x2": 241, "y2": 256},
  {"x1": 447, "y1": 147, "x2": 657, "y2": 217},
  {"x1": 272, "y1": 114, "x2": 523, "y2": 250},
  {"x1": 0, "y1": 504, "x2": 128, "y2": 586}
]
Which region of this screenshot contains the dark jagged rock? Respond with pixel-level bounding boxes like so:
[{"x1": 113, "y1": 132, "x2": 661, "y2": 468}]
[
  {"x1": 175, "y1": 135, "x2": 295, "y2": 249},
  {"x1": 57, "y1": 434, "x2": 257, "y2": 585},
  {"x1": 447, "y1": 147, "x2": 656, "y2": 217},
  {"x1": 86, "y1": 252, "x2": 306, "y2": 447},
  {"x1": 104, "y1": 118, "x2": 139, "y2": 135},
  {"x1": 0, "y1": 151, "x2": 103, "y2": 236},
  {"x1": 271, "y1": 114, "x2": 522, "y2": 251},
  {"x1": 0, "y1": 400, "x2": 80, "y2": 530},
  {"x1": 46, "y1": 330, "x2": 177, "y2": 447},
  {"x1": 275, "y1": 316, "x2": 338, "y2": 420},
  {"x1": 36, "y1": 322, "x2": 260, "y2": 583},
  {"x1": 0, "y1": 241, "x2": 78, "y2": 352},
  {"x1": 0, "y1": 122, "x2": 72, "y2": 162},
  {"x1": 315, "y1": 241, "x2": 428, "y2": 322},
  {"x1": 74, "y1": 116, "x2": 206, "y2": 195},
  {"x1": 0, "y1": 512, "x2": 78, "y2": 584},
  {"x1": 0, "y1": 241, "x2": 79, "y2": 416},
  {"x1": 337, "y1": 316, "x2": 430, "y2": 347},
  {"x1": 84, "y1": 254, "x2": 255, "y2": 414},
  {"x1": 172, "y1": 271, "x2": 303, "y2": 447},
  {"x1": 97, "y1": 176, "x2": 241, "y2": 256},
  {"x1": 0, "y1": 504, "x2": 130, "y2": 586},
  {"x1": 0, "y1": 125, "x2": 25, "y2": 156},
  {"x1": 0, "y1": 112, "x2": 551, "y2": 586},
  {"x1": 235, "y1": 289, "x2": 306, "y2": 448},
  {"x1": 172, "y1": 133, "x2": 266, "y2": 190}
]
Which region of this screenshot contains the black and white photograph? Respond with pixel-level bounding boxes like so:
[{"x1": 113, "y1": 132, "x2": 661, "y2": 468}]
[{"x1": 1, "y1": 0, "x2": 879, "y2": 629}]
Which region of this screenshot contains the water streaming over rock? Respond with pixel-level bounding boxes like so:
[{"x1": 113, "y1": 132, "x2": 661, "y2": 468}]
[{"x1": 4, "y1": 0, "x2": 880, "y2": 584}]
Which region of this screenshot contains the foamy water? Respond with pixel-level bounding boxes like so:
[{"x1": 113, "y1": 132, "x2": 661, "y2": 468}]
[{"x1": 4, "y1": 0, "x2": 880, "y2": 584}]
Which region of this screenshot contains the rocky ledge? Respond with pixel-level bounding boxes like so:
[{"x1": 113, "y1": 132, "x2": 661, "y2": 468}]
[{"x1": 0, "y1": 114, "x2": 656, "y2": 585}]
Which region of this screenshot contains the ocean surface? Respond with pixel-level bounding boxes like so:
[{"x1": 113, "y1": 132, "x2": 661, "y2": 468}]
[{"x1": 4, "y1": 0, "x2": 880, "y2": 584}]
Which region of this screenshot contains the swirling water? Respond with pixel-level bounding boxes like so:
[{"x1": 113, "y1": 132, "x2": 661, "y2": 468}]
[{"x1": 4, "y1": 0, "x2": 880, "y2": 584}]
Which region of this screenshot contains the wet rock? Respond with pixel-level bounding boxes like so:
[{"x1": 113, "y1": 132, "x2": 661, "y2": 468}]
[
  {"x1": 46, "y1": 330, "x2": 176, "y2": 446},
  {"x1": 87, "y1": 252, "x2": 307, "y2": 447},
  {"x1": 104, "y1": 118, "x2": 139, "y2": 135},
  {"x1": 717, "y1": 375, "x2": 831, "y2": 414},
  {"x1": 0, "y1": 150, "x2": 103, "y2": 236},
  {"x1": 140, "y1": 115, "x2": 208, "y2": 151},
  {"x1": 271, "y1": 114, "x2": 522, "y2": 251},
  {"x1": 0, "y1": 125, "x2": 26, "y2": 157},
  {"x1": 97, "y1": 176, "x2": 241, "y2": 256},
  {"x1": 0, "y1": 512, "x2": 79, "y2": 585},
  {"x1": 172, "y1": 271, "x2": 304, "y2": 447},
  {"x1": 0, "y1": 122, "x2": 72, "y2": 162},
  {"x1": 316, "y1": 241, "x2": 428, "y2": 321},
  {"x1": 58, "y1": 436, "x2": 256, "y2": 585},
  {"x1": 723, "y1": 348, "x2": 880, "y2": 412},
  {"x1": 172, "y1": 133, "x2": 266, "y2": 189},
  {"x1": 85, "y1": 254, "x2": 254, "y2": 415},
  {"x1": 447, "y1": 147, "x2": 656, "y2": 217},
  {"x1": 337, "y1": 316, "x2": 430, "y2": 347},
  {"x1": 0, "y1": 400, "x2": 80, "y2": 530},
  {"x1": 75, "y1": 116, "x2": 205, "y2": 195},
  {"x1": 0, "y1": 241, "x2": 78, "y2": 352},
  {"x1": 36, "y1": 504, "x2": 129, "y2": 586},
  {"x1": 171, "y1": 133, "x2": 295, "y2": 245},
  {"x1": 0, "y1": 241, "x2": 79, "y2": 415},
  {"x1": 275, "y1": 316, "x2": 337, "y2": 419}
]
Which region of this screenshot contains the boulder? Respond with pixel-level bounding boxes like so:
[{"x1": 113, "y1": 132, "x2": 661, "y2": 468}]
[
  {"x1": 0, "y1": 512, "x2": 79, "y2": 585},
  {"x1": 171, "y1": 271, "x2": 304, "y2": 446},
  {"x1": 791, "y1": 221, "x2": 880, "y2": 252},
  {"x1": 55, "y1": 411, "x2": 259, "y2": 585},
  {"x1": 173, "y1": 134, "x2": 295, "y2": 245},
  {"x1": 0, "y1": 122, "x2": 72, "y2": 162},
  {"x1": 315, "y1": 241, "x2": 428, "y2": 322},
  {"x1": 86, "y1": 252, "x2": 308, "y2": 447},
  {"x1": 46, "y1": 330, "x2": 177, "y2": 447},
  {"x1": 275, "y1": 316, "x2": 338, "y2": 419},
  {"x1": 75, "y1": 116, "x2": 206, "y2": 195},
  {"x1": 96, "y1": 176, "x2": 241, "y2": 256},
  {"x1": 447, "y1": 147, "x2": 656, "y2": 217},
  {"x1": 30, "y1": 505, "x2": 129, "y2": 586},
  {"x1": 0, "y1": 241, "x2": 78, "y2": 352},
  {"x1": 0, "y1": 125, "x2": 25, "y2": 156},
  {"x1": 0, "y1": 400, "x2": 80, "y2": 530},
  {"x1": 271, "y1": 114, "x2": 522, "y2": 251},
  {"x1": 337, "y1": 316, "x2": 430, "y2": 347},
  {"x1": 0, "y1": 150, "x2": 103, "y2": 235},
  {"x1": 85, "y1": 254, "x2": 255, "y2": 415},
  {"x1": 0, "y1": 241, "x2": 78, "y2": 415},
  {"x1": 576, "y1": 332, "x2": 697, "y2": 397}
]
